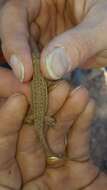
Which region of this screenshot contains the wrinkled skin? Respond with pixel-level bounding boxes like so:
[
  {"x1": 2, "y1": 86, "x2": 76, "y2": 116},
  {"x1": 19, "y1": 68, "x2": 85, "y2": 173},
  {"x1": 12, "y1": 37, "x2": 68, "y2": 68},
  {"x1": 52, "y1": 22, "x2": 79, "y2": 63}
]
[
  {"x1": 0, "y1": 0, "x2": 107, "y2": 82},
  {"x1": 0, "y1": 1, "x2": 107, "y2": 190},
  {"x1": 0, "y1": 82, "x2": 107, "y2": 190}
]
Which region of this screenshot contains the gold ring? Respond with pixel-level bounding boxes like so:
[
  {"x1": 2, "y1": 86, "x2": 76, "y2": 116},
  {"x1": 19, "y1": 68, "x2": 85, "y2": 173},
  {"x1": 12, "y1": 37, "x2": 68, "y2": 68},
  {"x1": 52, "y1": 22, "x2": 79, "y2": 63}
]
[{"x1": 47, "y1": 156, "x2": 65, "y2": 168}]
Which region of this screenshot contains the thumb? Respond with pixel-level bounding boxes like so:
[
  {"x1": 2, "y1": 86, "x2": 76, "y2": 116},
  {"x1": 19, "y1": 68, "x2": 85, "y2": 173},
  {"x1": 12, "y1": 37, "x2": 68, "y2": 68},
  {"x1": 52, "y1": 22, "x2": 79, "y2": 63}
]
[
  {"x1": 0, "y1": 2, "x2": 33, "y2": 82},
  {"x1": 41, "y1": 2, "x2": 107, "y2": 79}
]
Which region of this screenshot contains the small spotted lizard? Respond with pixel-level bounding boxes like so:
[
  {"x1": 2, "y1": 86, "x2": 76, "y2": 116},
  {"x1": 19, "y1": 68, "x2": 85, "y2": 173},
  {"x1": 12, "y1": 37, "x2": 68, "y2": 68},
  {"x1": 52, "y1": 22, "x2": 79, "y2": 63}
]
[{"x1": 29, "y1": 49, "x2": 59, "y2": 158}]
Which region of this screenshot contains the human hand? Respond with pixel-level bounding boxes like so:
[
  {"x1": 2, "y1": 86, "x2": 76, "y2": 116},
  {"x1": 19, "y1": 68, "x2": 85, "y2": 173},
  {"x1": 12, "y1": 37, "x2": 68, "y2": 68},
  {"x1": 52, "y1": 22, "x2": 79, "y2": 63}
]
[
  {"x1": 0, "y1": 0, "x2": 107, "y2": 82},
  {"x1": 16, "y1": 81, "x2": 107, "y2": 190},
  {"x1": 0, "y1": 81, "x2": 107, "y2": 190},
  {"x1": 0, "y1": 80, "x2": 89, "y2": 190},
  {"x1": 0, "y1": 93, "x2": 28, "y2": 190},
  {"x1": 0, "y1": 67, "x2": 30, "y2": 100}
]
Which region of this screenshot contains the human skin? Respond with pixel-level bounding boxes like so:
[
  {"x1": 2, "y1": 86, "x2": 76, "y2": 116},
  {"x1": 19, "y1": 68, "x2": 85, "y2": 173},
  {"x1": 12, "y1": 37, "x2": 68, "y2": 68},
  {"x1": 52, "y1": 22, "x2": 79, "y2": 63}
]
[
  {"x1": 0, "y1": 0, "x2": 107, "y2": 83},
  {"x1": 0, "y1": 83, "x2": 107, "y2": 190}
]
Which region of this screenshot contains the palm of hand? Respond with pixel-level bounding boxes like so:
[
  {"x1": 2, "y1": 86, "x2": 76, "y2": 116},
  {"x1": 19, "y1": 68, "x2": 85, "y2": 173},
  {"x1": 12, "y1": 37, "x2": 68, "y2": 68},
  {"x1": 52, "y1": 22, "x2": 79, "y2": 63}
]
[
  {"x1": 16, "y1": 82, "x2": 104, "y2": 190},
  {"x1": 0, "y1": 82, "x2": 107, "y2": 190}
]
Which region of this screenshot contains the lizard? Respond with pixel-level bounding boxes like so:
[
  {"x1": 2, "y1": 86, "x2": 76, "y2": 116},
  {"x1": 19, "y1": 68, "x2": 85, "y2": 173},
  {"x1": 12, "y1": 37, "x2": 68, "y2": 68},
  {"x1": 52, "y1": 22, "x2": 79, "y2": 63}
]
[{"x1": 25, "y1": 48, "x2": 63, "y2": 163}]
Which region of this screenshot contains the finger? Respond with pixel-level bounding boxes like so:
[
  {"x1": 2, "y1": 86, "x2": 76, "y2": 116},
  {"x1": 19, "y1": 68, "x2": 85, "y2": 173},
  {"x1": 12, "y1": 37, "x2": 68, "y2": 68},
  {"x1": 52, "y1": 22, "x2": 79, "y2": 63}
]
[
  {"x1": 48, "y1": 80, "x2": 71, "y2": 116},
  {"x1": 84, "y1": 173, "x2": 107, "y2": 190},
  {"x1": 0, "y1": 94, "x2": 28, "y2": 139},
  {"x1": 0, "y1": 94, "x2": 28, "y2": 189},
  {"x1": 17, "y1": 80, "x2": 70, "y2": 183},
  {"x1": 0, "y1": 67, "x2": 30, "y2": 99},
  {"x1": 67, "y1": 99, "x2": 95, "y2": 161},
  {"x1": 23, "y1": 179, "x2": 49, "y2": 190},
  {"x1": 0, "y1": 1, "x2": 32, "y2": 82},
  {"x1": 47, "y1": 87, "x2": 89, "y2": 155},
  {"x1": 82, "y1": 50, "x2": 107, "y2": 69},
  {"x1": 40, "y1": 1, "x2": 107, "y2": 79},
  {"x1": 17, "y1": 125, "x2": 46, "y2": 184}
]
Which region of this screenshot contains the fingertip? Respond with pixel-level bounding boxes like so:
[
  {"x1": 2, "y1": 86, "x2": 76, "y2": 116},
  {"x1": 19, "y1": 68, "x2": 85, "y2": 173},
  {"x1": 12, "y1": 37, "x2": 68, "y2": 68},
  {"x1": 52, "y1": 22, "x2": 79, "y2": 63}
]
[
  {"x1": 40, "y1": 47, "x2": 70, "y2": 80},
  {"x1": 40, "y1": 49, "x2": 53, "y2": 80},
  {"x1": 23, "y1": 57, "x2": 33, "y2": 82},
  {"x1": 0, "y1": 93, "x2": 29, "y2": 136},
  {"x1": 5, "y1": 93, "x2": 28, "y2": 115},
  {"x1": 85, "y1": 99, "x2": 96, "y2": 117},
  {"x1": 2, "y1": 38, "x2": 33, "y2": 82},
  {"x1": 48, "y1": 80, "x2": 71, "y2": 115},
  {"x1": 70, "y1": 86, "x2": 89, "y2": 100},
  {"x1": 0, "y1": 3, "x2": 33, "y2": 83},
  {"x1": 9, "y1": 52, "x2": 33, "y2": 82}
]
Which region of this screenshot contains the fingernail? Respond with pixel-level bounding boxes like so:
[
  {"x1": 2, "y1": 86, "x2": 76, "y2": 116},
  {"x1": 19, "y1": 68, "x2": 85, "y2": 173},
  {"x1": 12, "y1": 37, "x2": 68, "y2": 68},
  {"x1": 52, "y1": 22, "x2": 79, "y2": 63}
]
[
  {"x1": 46, "y1": 47, "x2": 69, "y2": 79},
  {"x1": 10, "y1": 55, "x2": 24, "y2": 82}
]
